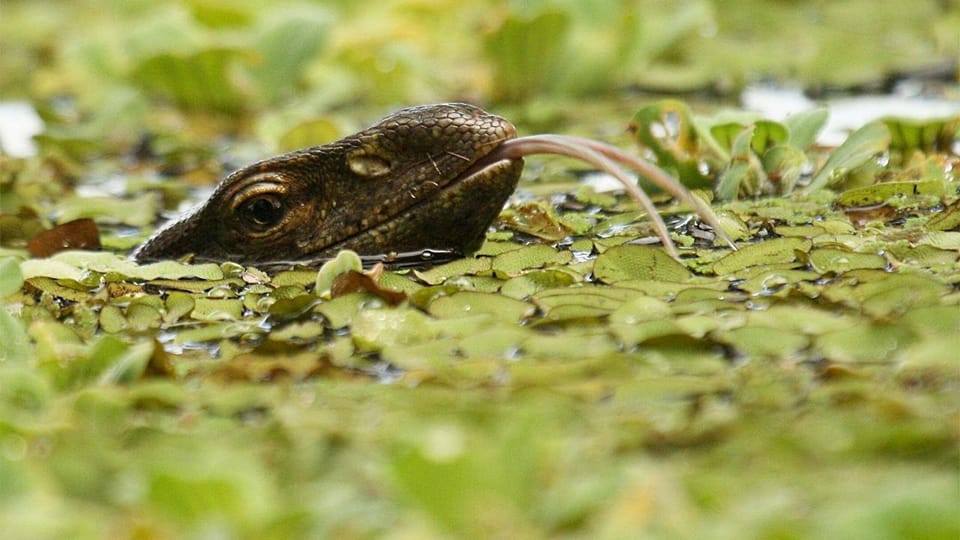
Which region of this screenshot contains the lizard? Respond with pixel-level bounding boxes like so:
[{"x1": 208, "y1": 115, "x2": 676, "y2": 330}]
[{"x1": 133, "y1": 102, "x2": 731, "y2": 268}]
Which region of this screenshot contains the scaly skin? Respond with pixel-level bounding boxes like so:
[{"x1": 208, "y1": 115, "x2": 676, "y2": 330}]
[{"x1": 133, "y1": 103, "x2": 522, "y2": 264}]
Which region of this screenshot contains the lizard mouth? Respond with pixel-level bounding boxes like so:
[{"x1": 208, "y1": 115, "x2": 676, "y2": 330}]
[{"x1": 449, "y1": 144, "x2": 520, "y2": 185}]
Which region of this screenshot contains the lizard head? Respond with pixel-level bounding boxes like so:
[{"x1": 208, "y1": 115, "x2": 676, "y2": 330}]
[{"x1": 133, "y1": 103, "x2": 522, "y2": 264}]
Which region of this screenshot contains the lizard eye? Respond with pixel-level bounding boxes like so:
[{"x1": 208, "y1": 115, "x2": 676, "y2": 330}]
[{"x1": 239, "y1": 194, "x2": 286, "y2": 229}]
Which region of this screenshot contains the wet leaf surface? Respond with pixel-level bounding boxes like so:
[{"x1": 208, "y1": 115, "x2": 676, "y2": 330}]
[
  {"x1": 807, "y1": 121, "x2": 892, "y2": 191},
  {"x1": 594, "y1": 245, "x2": 693, "y2": 283}
]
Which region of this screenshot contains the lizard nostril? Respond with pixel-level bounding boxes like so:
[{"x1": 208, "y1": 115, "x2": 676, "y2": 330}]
[{"x1": 347, "y1": 152, "x2": 392, "y2": 177}]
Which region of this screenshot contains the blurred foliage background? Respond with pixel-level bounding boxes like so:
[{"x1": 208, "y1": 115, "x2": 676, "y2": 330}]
[
  {"x1": 2, "y1": 0, "x2": 957, "y2": 150},
  {"x1": 1, "y1": 2, "x2": 959, "y2": 539}
]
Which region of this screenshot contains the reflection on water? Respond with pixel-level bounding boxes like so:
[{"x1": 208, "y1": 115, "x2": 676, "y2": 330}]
[
  {"x1": 741, "y1": 84, "x2": 960, "y2": 146},
  {"x1": 0, "y1": 101, "x2": 43, "y2": 157}
]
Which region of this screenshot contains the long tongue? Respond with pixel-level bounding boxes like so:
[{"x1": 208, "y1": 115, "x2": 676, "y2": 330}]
[{"x1": 488, "y1": 134, "x2": 735, "y2": 259}]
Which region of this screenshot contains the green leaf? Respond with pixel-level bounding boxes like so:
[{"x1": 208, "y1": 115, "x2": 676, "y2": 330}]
[
  {"x1": 248, "y1": 9, "x2": 330, "y2": 104},
  {"x1": 761, "y1": 144, "x2": 808, "y2": 195},
  {"x1": 593, "y1": 245, "x2": 692, "y2": 283},
  {"x1": 315, "y1": 250, "x2": 363, "y2": 297},
  {"x1": 784, "y1": 107, "x2": 829, "y2": 148},
  {"x1": 20, "y1": 252, "x2": 224, "y2": 281},
  {"x1": 709, "y1": 122, "x2": 749, "y2": 153},
  {"x1": 351, "y1": 306, "x2": 439, "y2": 352},
  {"x1": 491, "y1": 245, "x2": 572, "y2": 277},
  {"x1": 532, "y1": 286, "x2": 640, "y2": 321},
  {"x1": 184, "y1": 0, "x2": 254, "y2": 28},
  {"x1": 500, "y1": 269, "x2": 578, "y2": 299},
  {"x1": 807, "y1": 248, "x2": 887, "y2": 274},
  {"x1": 56, "y1": 193, "x2": 160, "y2": 227},
  {"x1": 816, "y1": 323, "x2": 916, "y2": 363},
  {"x1": 0, "y1": 258, "x2": 23, "y2": 296},
  {"x1": 711, "y1": 237, "x2": 812, "y2": 275},
  {"x1": 276, "y1": 118, "x2": 342, "y2": 153},
  {"x1": 716, "y1": 125, "x2": 766, "y2": 200},
  {"x1": 96, "y1": 338, "x2": 154, "y2": 385},
  {"x1": 428, "y1": 292, "x2": 535, "y2": 321},
  {"x1": 132, "y1": 48, "x2": 250, "y2": 113},
  {"x1": 0, "y1": 301, "x2": 31, "y2": 365},
  {"x1": 629, "y1": 99, "x2": 719, "y2": 190},
  {"x1": 836, "y1": 180, "x2": 945, "y2": 207},
  {"x1": 713, "y1": 326, "x2": 809, "y2": 359},
  {"x1": 190, "y1": 298, "x2": 244, "y2": 321},
  {"x1": 414, "y1": 258, "x2": 492, "y2": 286},
  {"x1": 807, "y1": 121, "x2": 891, "y2": 191},
  {"x1": 483, "y1": 10, "x2": 571, "y2": 101},
  {"x1": 749, "y1": 120, "x2": 789, "y2": 154},
  {"x1": 882, "y1": 115, "x2": 960, "y2": 154}
]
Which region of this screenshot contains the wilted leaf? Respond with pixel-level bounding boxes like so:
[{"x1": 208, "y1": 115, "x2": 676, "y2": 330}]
[
  {"x1": 331, "y1": 270, "x2": 406, "y2": 306},
  {"x1": 27, "y1": 218, "x2": 101, "y2": 257},
  {"x1": 315, "y1": 250, "x2": 363, "y2": 296}
]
